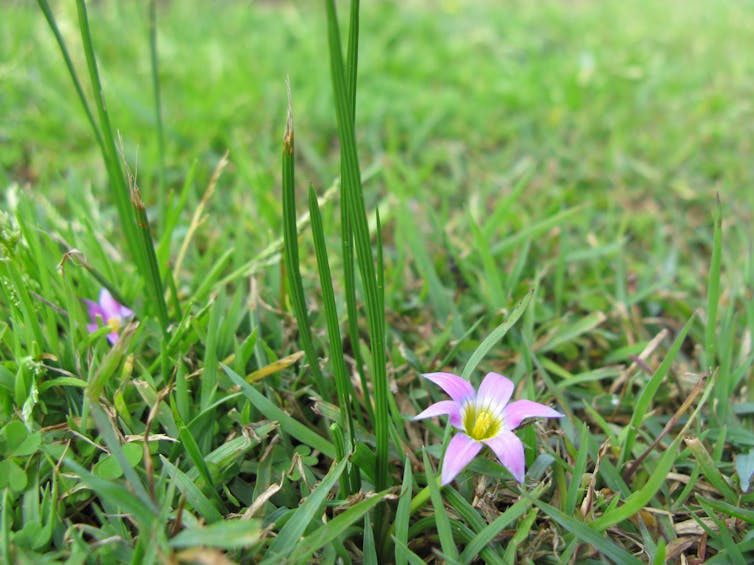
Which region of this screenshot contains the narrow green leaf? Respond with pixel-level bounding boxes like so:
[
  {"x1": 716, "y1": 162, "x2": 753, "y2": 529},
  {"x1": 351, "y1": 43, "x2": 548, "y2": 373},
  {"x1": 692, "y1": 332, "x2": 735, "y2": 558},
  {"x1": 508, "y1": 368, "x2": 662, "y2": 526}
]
[
  {"x1": 565, "y1": 422, "x2": 590, "y2": 515},
  {"x1": 462, "y1": 289, "x2": 533, "y2": 380},
  {"x1": 281, "y1": 88, "x2": 326, "y2": 394},
  {"x1": 177, "y1": 424, "x2": 216, "y2": 491},
  {"x1": 531, "y1": 498, "x2": 643, "y2": 565},
  {"x1": 64, "y1": 458, "x2": 157, "y2": 530},
  {"x1": 325, "y1": 0, "x2": 389, "y2": 495},
  {"x1": 736, "y1": 449, "x2": 754, "y2": 493},
  {"x1": 503, "y1": 506, "x2": 539, "y2": 564},
  {"x1": 86, "y1": 400, "x2": 153, "y2": 508},
  {"x1": 423, "y1": 450, "x2": 459, "y2": 562},
  {"x1": 72, "y1": 0, "x2": 150, "y2": 296},
  {"x1": 458, "y1": 483, "x2": 544, "y2": 564},
  {"x1": 160, "y1": 456, "x2": 223, "y2": 523},
  {"x1": 651, "y1": 539, "x2": 667, "y2": 565},
  {"x1": 36, "y1": 0, "x2": 104, "y2": 153},
  {"x1": 705, "y1": 194, "x2": 722, "y2": 369},
  {"x1": 129, "y1": 180, "x2": 169, "y2": 332},
  {"x1": 339, "y1": 0, "x2": 369, "y2": 423},
  {"x1": 619, "y1": 314, "x2": 695, "y2": 465},
  {"x1": 393, "y1": 458, "x2": 413, "y2": 565},
  {"x1": 697, "y1": 495, "x2": 754, "y2": 524},
  {"x1": 1, "y1": 489, "x2": 11, "y2": 565},
  {"x1": 293, "y1": 490, "x2": 390, "y2": 562},
  {"x1": 40, "y1": 0, "x2": 168, "y2": 327},
  {"x1": 535, "y1": 311, "x2": 607, "y2": 353},
  {"x1": 697, "y1": 496, "x2": 747, "y2": 565},
  {"x1": 594, "y1": 373, "x2": 713, "y2": 530},
  {"x1": 262, "y1": 458, "x2": 348, "y2": 564},
  {"x1": 363, "y1": 512, "x2": 378, "y2": 565},
  {"x1": 223, "y1": 364, "x2": 335, "y2": 458},
  {"x1": 170, "y1": 519, "x2": 263, "y2": 549},
  {"x1": 309, "y1": 187, "x2": 355, "y2": 452},
  {"x1": 392, "y1": 536, "x2": 430, "y2": 565},
  {"x1": 685, "y1": 435, "x2": 737, "y2": 502},
  {"x1": 490, "y1": 206, "x2": 585, "y2": 255},
  {"x1": 148, "y1": 0, "x2": 166, "y2": 227}
]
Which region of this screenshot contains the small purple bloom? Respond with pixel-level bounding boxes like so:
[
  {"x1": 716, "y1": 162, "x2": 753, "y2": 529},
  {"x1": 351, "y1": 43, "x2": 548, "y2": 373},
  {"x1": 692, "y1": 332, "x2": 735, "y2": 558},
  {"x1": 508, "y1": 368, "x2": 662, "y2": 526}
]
[
  {"x1": 414, "y1": 372, "x2": 564, "y2": 485},
  {"x1": 85, "y1": 289, "x2": 133, "y2": 345}
]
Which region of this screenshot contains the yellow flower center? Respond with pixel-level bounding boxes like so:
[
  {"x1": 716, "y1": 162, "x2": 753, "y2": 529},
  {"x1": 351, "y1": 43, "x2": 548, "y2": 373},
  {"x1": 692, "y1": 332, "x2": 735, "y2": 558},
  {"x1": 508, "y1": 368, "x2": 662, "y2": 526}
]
[
  {"x1": 106, "y1": 316, "x2": 121, "y2": 333},
  {"x1": 463, "y1": 405, "x2": 501, "y2": 441}
]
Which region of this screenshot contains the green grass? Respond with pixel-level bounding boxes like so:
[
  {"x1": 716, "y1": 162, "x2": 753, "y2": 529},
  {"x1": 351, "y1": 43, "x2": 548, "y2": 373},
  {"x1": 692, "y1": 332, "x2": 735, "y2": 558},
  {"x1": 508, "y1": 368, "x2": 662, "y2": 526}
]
[{"x1": 2, "y1": 0, "x2": 754, "y2": 562}]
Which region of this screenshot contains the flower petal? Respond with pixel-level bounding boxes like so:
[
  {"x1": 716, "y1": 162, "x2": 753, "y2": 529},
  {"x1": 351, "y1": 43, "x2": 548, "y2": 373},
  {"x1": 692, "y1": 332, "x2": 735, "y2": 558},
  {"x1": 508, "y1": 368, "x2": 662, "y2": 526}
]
[
  {"x1": 414, "y1": 400, "x2": 462, "y2": 428},
  {"x1": 106, "y1": 331, "x2": 120, "y2": 345},
  {"x1": 99, "y1": 289, "x2": 121, "y2": 319},
  {"x1": 503, "y1": 400, "x2": 564, "y2": 431},
  {"x1": 441, "y1": 433, "x2": 482, "y2": 485},
  {"x1": 477, "y1": 372, "x2": 514, "y2": 411},
  {"x1": 85, "y1": 299, "x2": 105, "y2": 323},
  {"x1": 483, "y1": 430, "x2": 526, "y2": 483},
  {"x1": 422, "y1": 372, "x2": 475, "y2": 404}
]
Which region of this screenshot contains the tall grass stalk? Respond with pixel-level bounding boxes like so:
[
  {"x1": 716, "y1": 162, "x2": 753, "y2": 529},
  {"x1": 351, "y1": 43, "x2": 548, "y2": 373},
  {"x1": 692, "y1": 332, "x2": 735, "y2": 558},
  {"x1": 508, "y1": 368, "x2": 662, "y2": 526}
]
[
  {"x1": 39, "y1": 0, "x2": 169, "y2": 331},
  {"x1": 148, "y1": 0, "x2": 167, "y2": 228},
  {"x1": 340, "y1": 0, "x2": 370, "y2": 419},
  {"x1": 281, "y1": 89, "x2": 326, "y2": 394},
  {"x1": 309, "y1": 187, "x2": 359, "y2": 490},
  {"x1": 325, "y1": 0, "x2": 391, "y2": 550},
  {"x1": 325, "y1": 0, "x2": 389, "y2": 487}
]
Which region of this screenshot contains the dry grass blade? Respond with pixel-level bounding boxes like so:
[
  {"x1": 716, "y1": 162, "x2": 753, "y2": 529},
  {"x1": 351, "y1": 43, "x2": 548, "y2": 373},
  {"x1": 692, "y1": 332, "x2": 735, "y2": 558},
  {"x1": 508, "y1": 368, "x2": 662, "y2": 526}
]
[{"x1": 174, "y1": 150, "x2": 229, "y2": 279}]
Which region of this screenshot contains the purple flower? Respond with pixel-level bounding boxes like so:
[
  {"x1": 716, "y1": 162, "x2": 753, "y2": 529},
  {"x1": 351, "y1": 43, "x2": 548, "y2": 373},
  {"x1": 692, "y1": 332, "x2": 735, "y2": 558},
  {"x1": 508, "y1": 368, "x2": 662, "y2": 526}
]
[
  {"x1": 414, "y1": 371, "x2": 564, "y2": 485},
  {"x1": 85, "y1": 289, "x2": 133, "y2": 345}
]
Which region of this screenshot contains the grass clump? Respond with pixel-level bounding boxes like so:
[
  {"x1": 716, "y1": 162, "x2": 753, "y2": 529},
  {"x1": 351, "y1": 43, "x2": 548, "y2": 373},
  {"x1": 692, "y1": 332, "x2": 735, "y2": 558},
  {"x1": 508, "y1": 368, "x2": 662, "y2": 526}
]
[{"x1": 2, "y1": 0, "x2": 754, "y2": 563}]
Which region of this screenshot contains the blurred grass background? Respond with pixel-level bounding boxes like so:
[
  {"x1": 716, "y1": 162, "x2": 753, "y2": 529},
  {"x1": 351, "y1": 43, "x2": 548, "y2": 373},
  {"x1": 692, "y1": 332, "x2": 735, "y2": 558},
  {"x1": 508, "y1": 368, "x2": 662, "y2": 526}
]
[{"x1": 5, "y1": 0, "x2": 751, "y2": 366}]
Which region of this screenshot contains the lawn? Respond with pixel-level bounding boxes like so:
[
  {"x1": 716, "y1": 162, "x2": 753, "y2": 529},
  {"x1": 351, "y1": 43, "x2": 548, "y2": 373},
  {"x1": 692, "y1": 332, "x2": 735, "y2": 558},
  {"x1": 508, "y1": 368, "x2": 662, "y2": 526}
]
[{"x1": 1, "y1": 0, "x2": 753, "y2": 563}]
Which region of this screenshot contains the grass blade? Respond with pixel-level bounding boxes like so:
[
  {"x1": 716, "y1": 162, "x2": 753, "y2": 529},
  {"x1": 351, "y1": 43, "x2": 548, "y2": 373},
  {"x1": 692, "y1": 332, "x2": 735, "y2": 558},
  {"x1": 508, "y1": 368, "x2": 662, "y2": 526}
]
[
  {"x1": 565, "y1": 421, "x2": 590, "y2": 516},
  {"x1": 293, "y1": 489, "x2": 390, "y2": 562},
  {"x1": 36, "y1": 0, "x2": 104, "y2": 153},
  {"x1": 160, "y1": 457, "x2": 223, "y2": 523},
  {"x1": 618, "y1": 314, "x2": 695, "y2": 466},
  {"x1": 503, "y1": 506, "x2": 539, "y2": 563},
  {"x1": 170, "y1": 519, "x2": 263, "y2": 550},
  {"x1": 423, "y1": 450, "x2": 459, "y2": 562},
  {"x1": 222, "y1": 364, "x2": 335, "y2": 458},
  {"x1": 705, "y1": 194, "x2": 722, "y2": 369},
  {"x1": 309, "y1": 186, "x2": 355, "y2": 451},
  {"x1": 458, "y1": 484, "x2": 543, "y2": 564},
  {"x1": 262, "y1": 458, "x2": 348, "y2": 563},
  {"x1": 128, "y1": 172, "x2": 169, "y2": 333},
  {"x1": 1, "y1": 489, "x2": 10, "y2": 565},
  {"x1": 148, "y1": 0, "x2": 166, "y2": 227},
  {"x1": 593, "y1": 373, "x2": 714, "y2": 531},
  {"x1": 531, "y1": 497, "x2": 643, "y2": 565},
  {"x1": 325, "y1": 3, "x2": 390, "y2": 549},
  {"x1": 461, "y1": 289, "x2": 533, "y2": 380},
  {"x1": 339, "y1": 0, "x2": 369, "y2": 418},
  {"x1": 393, "y1": 457, "x2": 413, "y2": 565},
  {"x1": 697, "y1": 495, "x2": 754, "y2": 524},
  {"x1": 64, "y1": 458, "x2": 158, "y2": 531},
  {"x1": 41, "y1": 0, "x2": 168, "y2": 328},
  {"x1": 86, "y1": 400, "x2": 154, "y2": 508},
  {"x1": 684, "y1": 435, "x2": 738, "y2": 503},
  {"x1": 282, "y1": 85, "x2": 326, "y2": 394}
]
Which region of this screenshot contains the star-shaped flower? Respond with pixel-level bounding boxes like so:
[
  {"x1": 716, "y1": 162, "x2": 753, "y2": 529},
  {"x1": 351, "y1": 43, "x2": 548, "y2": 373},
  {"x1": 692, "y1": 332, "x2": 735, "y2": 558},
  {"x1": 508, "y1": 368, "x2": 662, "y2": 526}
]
[
  {"x1": 85, "y1": 289, "x2": 133, "y2": 345},
  {"x1": 414, "y1": 371, "x2": 563, "y2": 485}
]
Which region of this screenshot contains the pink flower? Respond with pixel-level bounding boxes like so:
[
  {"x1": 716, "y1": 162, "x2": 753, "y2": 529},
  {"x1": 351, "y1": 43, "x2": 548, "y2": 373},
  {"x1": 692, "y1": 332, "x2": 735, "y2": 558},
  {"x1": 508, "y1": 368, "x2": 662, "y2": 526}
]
[
  {"x1": 85, "y1": 289, "x2": 133, "y2": 345},
  {"x1": 414, "y1": 372, "x2": 564, "y2": 485}
]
